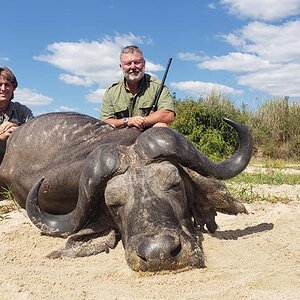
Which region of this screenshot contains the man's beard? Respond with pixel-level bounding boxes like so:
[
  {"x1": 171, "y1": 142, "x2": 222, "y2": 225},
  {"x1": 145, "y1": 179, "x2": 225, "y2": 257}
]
[{"x1": 125, "y1": 68, "x2": 145, "y2": 83}]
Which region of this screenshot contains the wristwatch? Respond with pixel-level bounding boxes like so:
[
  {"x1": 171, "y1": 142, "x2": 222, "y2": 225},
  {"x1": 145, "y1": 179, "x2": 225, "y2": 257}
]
[{"x1": 122, "y1": 118, "x2": 129, "y2": 127}]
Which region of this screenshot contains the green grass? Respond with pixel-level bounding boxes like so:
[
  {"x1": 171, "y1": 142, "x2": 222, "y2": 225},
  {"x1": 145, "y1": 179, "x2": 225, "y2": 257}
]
[
  {"x1": 226, "y1": 183, "x2": 292, "y2": 204},
  {"x1": 226, "y1": 164, "x2": 299, "y2": 203},
  {"x1": 0, "y1": 186, "x2": 20, "y2": 221},
  {"x1": 251, "y1": 158, "x2": 300, "y2": 170},
  {"x1": 229, "y1": 171, "x2": 300, "y2": 185},
  {"x1": 0, "y1": 186, "x2": 14, "y2": 201}
]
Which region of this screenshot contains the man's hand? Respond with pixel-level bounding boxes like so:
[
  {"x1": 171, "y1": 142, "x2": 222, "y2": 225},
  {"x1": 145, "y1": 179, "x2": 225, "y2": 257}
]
[
  {"x1": 128, "y1": 116, "x2": 145, "y2": 129},
  {"x1": 0, "y1": 121, "x2": 18, "y2": 141}
]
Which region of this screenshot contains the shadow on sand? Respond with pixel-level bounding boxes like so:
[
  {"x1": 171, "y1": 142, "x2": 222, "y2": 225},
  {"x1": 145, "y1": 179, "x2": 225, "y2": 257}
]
[{"x1": 211, "y1": 222, "x2": 274, "y2": 240}]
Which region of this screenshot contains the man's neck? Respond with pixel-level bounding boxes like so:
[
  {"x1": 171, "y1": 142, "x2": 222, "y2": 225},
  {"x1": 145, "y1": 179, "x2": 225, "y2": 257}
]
[{"x1": 125, "y1": 80, "x2": 141, "y2": 96}]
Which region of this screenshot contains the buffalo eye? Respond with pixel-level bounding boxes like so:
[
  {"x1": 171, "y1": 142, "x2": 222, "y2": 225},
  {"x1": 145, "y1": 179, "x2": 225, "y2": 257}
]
[
  {"x1": 105, "y1": 182, "x2": 129, "y2": 217},
  {"x1": 158, "y1": 169, "x2": 181, "y2": 192},
  {"x1": 109, "y1": 203, "x2": 122, "y2": 217}
]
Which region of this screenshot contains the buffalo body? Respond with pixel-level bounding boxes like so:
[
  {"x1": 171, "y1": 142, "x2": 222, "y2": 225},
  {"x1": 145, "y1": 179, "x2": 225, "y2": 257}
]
[{"x1": 0, "y1": 112, "x2": 253, "y2": 272}]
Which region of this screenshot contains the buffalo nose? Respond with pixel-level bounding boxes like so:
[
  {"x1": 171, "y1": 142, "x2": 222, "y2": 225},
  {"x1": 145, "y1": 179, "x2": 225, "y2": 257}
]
[{"x1": 136, "y1": 235, "x2": 181, "y2": 261}]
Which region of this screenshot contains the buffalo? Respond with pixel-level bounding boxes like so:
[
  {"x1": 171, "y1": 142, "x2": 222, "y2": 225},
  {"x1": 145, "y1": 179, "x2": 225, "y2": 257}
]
[{"x1": 0, "y1": 112, "x2": 252, "y2": 272}]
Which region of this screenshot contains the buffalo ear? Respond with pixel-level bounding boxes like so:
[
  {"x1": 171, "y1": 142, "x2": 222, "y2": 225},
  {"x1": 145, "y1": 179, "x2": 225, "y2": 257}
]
[{"x1": 184, "y1": 167, "x2": 248, "y2": 215}]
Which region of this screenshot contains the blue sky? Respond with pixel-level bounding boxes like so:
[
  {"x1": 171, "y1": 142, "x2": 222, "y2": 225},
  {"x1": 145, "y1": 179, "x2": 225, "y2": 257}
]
[{"x1": 1, "y1": 0, "x2": 300, "y2": 118}]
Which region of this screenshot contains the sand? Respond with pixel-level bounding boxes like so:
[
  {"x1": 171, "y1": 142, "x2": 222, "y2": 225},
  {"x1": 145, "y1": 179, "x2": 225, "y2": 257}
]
[{"x1": 0, "y1": 188, "x2": 299, "y2": 299}]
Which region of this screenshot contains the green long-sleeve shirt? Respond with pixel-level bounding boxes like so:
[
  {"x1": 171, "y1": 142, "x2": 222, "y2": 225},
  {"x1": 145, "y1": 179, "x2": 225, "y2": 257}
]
[{"x1": 100, "y1": 74, "x2": 175, "y2": 120}]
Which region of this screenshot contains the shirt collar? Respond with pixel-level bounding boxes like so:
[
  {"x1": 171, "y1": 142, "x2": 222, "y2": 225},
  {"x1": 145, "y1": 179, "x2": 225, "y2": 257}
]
[
  {"x1": 6, "y1": 101, "x2": 14, "y2": 114},
  {"x1": 0, "y1": 101, "x2": 14, "y2": 120},
  {"x1": 123, "y1": 75, "x2": 146, "y2": 95}
]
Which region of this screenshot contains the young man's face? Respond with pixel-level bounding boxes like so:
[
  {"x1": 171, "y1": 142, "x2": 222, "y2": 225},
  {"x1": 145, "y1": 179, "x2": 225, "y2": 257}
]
[
  {"x1": 0, "y1": 75, "x2": 15, "y2": 105},
  {"x1": 120, "y1": 51, "x2": 145, "y2": 83}
]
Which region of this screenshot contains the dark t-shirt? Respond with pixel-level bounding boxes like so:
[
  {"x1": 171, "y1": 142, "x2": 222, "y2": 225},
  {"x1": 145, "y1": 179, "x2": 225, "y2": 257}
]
[
  {"x1": 0, "y1": 101, "x2": 33, "y2": 125},
  {"x1": 0, "y1": 101, "x2": 33, "y2": 162}
]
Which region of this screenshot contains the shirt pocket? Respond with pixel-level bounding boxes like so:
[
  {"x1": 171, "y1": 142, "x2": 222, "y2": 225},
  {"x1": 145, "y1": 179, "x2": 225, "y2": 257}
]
[
  {"x1": 139, "y1": 107, "x2": 152, "y2": 116},
  {"x1": 138, "y1": 98, "x2": 153, "y2": 116},
  {"x1": 113, "y1": 103, "x2": 129, "y2": 118}
]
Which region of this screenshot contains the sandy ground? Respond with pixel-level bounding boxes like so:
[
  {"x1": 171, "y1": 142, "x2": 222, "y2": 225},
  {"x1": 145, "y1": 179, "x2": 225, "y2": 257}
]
[{"x1": 0, "y1": 189, "x2": 299, "y2": 299}]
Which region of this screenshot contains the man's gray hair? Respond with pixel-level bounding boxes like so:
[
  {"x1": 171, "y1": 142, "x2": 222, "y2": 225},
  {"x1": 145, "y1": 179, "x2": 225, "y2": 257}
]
[{"x1": 120, "y1": 45, "x2": 144, "y2": 58}]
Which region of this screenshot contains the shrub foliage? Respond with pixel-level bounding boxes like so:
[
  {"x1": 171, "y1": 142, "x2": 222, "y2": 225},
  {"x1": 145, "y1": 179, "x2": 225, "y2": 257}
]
[{"x1": 171, "y1": 94, "x2": 299, "y2": 160}]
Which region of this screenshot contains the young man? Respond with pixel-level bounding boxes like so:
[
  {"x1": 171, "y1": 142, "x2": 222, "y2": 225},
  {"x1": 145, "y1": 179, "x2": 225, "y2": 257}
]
[
  {"x1": 0, "y1": 67, "x2": 33, "y2": 161},
  {"x1": 101, "y1": 45, "x2": 175, "y2": 129}
]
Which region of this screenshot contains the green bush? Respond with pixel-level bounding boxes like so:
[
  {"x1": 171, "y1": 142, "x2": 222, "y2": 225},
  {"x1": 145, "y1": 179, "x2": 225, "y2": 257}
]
[
  {"x1": 171, "y1": 94, "x2": 299, "y2": 160},
  {"x1": 171, "y1": 94, "x2": 247, "y2": 160}
]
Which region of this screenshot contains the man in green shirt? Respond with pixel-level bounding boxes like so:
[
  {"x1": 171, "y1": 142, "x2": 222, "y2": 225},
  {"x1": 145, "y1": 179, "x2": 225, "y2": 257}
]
[{"x1": 100, "y1": 45, "x2": 175, "y2": 129}]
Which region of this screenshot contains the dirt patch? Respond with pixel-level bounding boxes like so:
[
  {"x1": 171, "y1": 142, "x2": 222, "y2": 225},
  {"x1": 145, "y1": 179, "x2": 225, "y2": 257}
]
[{"x1": 0, "y1": 197, "x2": 299, "y2": 299}]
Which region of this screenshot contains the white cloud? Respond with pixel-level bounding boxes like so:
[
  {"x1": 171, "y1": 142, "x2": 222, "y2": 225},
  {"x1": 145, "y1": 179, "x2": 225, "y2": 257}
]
[
  {"x1": 14, "y1": 88, "x2": 53, "y2": 106},
  {"x1": 33, "y1": 33, "x2": 160, "y2": 102},
  {"x1": 145, "y1": 61, "x2": 164, "y2": 72},
  {"x1": 220, "y1": 0, "x2": 300, "y2": 21},
  {"x1": 85, "y1": 88, "x2": 107, "y2": 104},
  {"x1": 34, "y1": 33, "x2": 148, "y2": 88},
  {"x1": 199, "y1": 52, "x2": 277, "y2": 73},
  {"x1": 174, "y1": 4, "x2": 300, "y2": 100},
  {"x1": 224, "y1": 21, "x2": 300, "y2": 63},
  {"x1": 34, "y1": 39, "x2": 121, "y2": 87},
  {"x1": 193, "y1": 19, "x2": 300, "y2": 98},
  {"x1": 222, "y1": 33, "x2": 245, "y2": 48},
  {"x1": 170, "y1": 81, "x2": 243, "y2": 97},
  {"x1": 238, "y1": 63, "x2": 300, "y2": 97},
  {"x1": 59, "y1": 74, "x2": 93, "y2": 86},
  {"x1": 112, "y1": 32, "x2": 146, "y2": 47},
  {"x1": 178, "y1": 52, "x2": 208, "y2": 62},
  {"x1": 58, "y1": 105, "x2": 77, "y2": 112}
]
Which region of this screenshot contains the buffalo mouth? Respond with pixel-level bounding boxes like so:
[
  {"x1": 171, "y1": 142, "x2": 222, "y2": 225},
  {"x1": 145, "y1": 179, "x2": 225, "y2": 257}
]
[{"x1": 124, "y1": 230, "x2": 205, "y2": 272}]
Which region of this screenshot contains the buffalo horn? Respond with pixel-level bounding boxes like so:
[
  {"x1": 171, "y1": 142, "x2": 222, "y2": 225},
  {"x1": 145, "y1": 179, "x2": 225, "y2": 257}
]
[
  {"x1": 134, "y1": 118, "x2": 253, "y2": 180},
  {"x1": 26, "y1": 144, "x2": 121, "y2": 236}
]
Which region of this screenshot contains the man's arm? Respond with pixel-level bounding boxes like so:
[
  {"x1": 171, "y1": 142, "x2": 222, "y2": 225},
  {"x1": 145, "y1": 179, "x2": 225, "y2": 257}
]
[
  {"x1": 104, "y1": 109, "x2": 174, "y2": 129},
  {"x1": 104, "y1": 115, "x2": 146, "y2": 129},
  {"x1": 144, "y1": 109, "x2": 175, "y2": 127},
  {"x1": 104, "y1": 118, "x2": 127, "y2": 128}
]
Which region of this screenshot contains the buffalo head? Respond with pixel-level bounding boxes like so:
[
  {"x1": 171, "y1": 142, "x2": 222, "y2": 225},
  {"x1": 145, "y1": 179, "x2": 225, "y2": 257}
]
[{"x1": 26, "y1": 118, "x2": 252, "y2": 272}]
